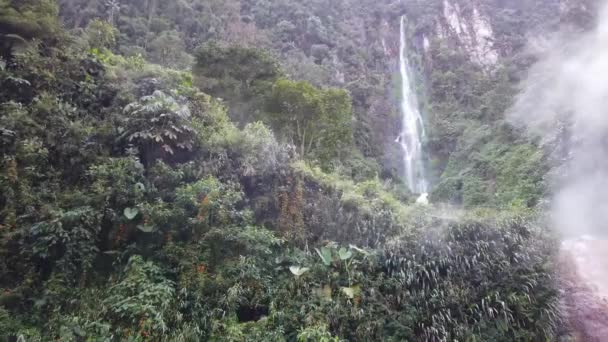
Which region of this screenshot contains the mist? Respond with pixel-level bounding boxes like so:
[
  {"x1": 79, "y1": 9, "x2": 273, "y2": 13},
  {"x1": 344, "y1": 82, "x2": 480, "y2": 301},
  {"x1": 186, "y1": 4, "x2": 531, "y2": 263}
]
[{"x1": 508, "y1": 1, "x2": 608, "y2": 238}]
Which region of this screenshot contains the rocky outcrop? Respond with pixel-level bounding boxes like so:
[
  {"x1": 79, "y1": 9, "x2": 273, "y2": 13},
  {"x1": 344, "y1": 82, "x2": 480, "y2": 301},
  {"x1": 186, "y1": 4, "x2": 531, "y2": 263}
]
[{"x1": 436, "y1": 0, "x2": 498, "y2": 67}]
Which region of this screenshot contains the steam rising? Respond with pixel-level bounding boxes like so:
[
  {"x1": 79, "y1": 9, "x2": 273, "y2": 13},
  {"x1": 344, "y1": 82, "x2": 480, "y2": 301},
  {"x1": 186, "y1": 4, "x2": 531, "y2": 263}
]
[{"x1": 509, "y1": 2, "x2": 608, "y2": 238}]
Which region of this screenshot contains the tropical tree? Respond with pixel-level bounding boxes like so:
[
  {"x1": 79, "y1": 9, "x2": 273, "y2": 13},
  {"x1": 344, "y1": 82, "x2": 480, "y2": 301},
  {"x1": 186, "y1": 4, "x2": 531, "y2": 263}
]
[
  {"x1": 0, "y1": 0, "x2": 60, "y2": 59},
  {"x1": 193, "y1": 42, "x2": 282, "y2": 123},
  {"x1": 265, "y1": 78, "x2": 352, "y2": 167},
  {"x1": 147, "y1": 29, "x2": 191, "y2": 68},
  {"x1": 120, "y1": 90, "x2": 195, "y2": 166},
  {"x1": 85, "y1": 18, "x2": 117, "y2": 50},
  {"x1": 0, "y1": 0, "x2": 60, "y2": 39}
]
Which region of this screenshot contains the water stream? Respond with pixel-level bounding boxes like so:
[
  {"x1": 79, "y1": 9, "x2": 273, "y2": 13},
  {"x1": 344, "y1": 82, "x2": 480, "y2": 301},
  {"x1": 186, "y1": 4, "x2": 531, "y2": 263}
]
[{"x1": 396, "y1": 16, "x2": 428, "y2": 195}]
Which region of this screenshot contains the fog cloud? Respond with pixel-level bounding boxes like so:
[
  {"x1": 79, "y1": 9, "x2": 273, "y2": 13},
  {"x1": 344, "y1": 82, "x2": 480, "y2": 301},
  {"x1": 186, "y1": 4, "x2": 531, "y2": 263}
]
[{"x1": 508, "y1": 2, "x2": 608, "y2": 238}]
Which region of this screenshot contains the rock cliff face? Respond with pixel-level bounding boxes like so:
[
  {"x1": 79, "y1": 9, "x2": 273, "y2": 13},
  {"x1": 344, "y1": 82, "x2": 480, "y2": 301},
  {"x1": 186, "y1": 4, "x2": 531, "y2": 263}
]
[
  {"x1": 437, "y1": 0, "x2": 498, "y2": 67},
  {"x1": 383, "y1": 0, "x2": 597, "y2": 78},
  {"x1": 374, "y1": 0, "x2": 598, "y2": 201}
]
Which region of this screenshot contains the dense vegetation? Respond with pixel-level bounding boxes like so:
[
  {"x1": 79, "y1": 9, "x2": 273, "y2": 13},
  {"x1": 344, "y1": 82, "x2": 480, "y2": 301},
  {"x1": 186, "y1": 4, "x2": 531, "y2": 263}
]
[
  {"x1": 53, "y1": 0, "x2": 573, "y2": 207},
  {"x1": 0, "y1": 0, "x2": 566, "y2": 340}
]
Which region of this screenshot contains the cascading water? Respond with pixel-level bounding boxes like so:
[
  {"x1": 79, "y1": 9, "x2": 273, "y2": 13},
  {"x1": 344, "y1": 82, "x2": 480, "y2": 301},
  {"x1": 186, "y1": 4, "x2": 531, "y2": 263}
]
[{"x1": 396, "y1": 16, "x2": 428, "y2": 195}]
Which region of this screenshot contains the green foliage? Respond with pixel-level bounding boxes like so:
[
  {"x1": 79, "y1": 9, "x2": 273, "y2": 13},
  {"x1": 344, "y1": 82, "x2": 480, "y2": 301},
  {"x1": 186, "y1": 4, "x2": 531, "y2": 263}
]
[
  {"x1": 54, "y1": 0, "x2": 414, "y2": 179},
  {"x1": 104, "y1": 255, "x2": 175, "y2": 338},
  {"x1": 420, "y1": 23, "x2": 547, "y2": 209},
  {"x1": 85, "y1": 19, "x2": 117, "y2": 50},
  {"x1": 382, "y1": 212, "x2": 559, "y2": 341},
  {"x1": 0, "y1": 0, "x2": 60, "y2": 41},
  {"x1": 298, "y1": 324, "x2": 339, "y2": 342},
  {"x1": 290, "y1": 161, "x2": 411, "y2": 245},
  {"x1": 265, "y1": 79, "x2": 353, "y2": 168},
  {"x1": 431, "y1": 123, "x2": 547, "y2": 208},
  {"x1": 315, "y1": 247, "x2": 333, "y2": 266},
  {"x1": 237, "y1": 122, "x2": 284, "y2": 177},
  {"x1": 194, "y1": 42, "x2": 282, "y2": 123},
  {"x1": 88, "y1": 156, "x2": 146, "y2": 209},
  {"x1": 0, "y1": 2, "x2": 562, "y2": 341},
  {"x1": 28, "y1": 207, "x2": 101, "y2": 278},
  {"x1": 0, "y1": 306, "x2": 35, "y2": 340},
  {"x1": 147, "y1": 30, "x2": 192, "y2": 69},
  {"x1": 121, "y1": 90, "x2": 195, "y2": 163},
  {"x1": 175, "y1": 176, "x2": 245, "y2": 228}
]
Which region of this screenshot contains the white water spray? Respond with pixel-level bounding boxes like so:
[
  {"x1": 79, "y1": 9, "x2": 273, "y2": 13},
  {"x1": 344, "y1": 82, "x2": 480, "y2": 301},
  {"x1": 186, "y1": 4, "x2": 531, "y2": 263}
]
[
  {"x1": 397, "y1": 16, "x2": 428, "y2": 195},
  {"x1": 509, "y1": 1, "x2": 608, "y2": 337},
  {"x1": 509, "y1": 2, "x2": 608, "y2": 239}
]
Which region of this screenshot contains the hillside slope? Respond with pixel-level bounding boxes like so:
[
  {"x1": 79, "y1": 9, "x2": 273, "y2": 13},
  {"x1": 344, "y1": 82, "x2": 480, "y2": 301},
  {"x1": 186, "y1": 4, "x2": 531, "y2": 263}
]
[{"x1": 0, "y1": 0, "x2": 589, "y2": 340}]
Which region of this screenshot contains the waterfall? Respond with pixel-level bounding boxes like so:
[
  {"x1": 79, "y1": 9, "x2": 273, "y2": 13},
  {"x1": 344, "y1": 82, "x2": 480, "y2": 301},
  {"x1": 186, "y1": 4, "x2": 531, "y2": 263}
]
[{"x1": 397, "y1": 16, "x2": 428, "y2": 194}]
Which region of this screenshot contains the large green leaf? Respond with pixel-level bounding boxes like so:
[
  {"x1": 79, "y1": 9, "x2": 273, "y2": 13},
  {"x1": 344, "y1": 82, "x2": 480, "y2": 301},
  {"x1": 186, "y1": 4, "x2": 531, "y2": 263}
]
[
  {"x1": 135, "y1": 182, "x2": 145, "y2": 191},
  {"x1": 315, "y1": 247, "x2": 333, "y2": 266},
  {"x1": 338, "y1": 247, "x2": 352, "y2": 261},
  {"x1": 123, "y1": 207, "x2": 139, "y2": 220}
]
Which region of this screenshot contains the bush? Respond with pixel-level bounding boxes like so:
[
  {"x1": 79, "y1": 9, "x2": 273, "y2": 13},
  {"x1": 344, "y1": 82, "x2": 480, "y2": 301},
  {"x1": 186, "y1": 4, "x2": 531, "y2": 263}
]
[{"x1": 104, "y1": 255, "x2": 175, "y2": 338}]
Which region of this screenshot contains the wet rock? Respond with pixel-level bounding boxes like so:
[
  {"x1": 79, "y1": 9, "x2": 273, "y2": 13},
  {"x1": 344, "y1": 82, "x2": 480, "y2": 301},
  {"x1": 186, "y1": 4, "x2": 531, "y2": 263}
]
[{"x1": 560, "y1": 238, "x2": 608, "y2": 341}]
